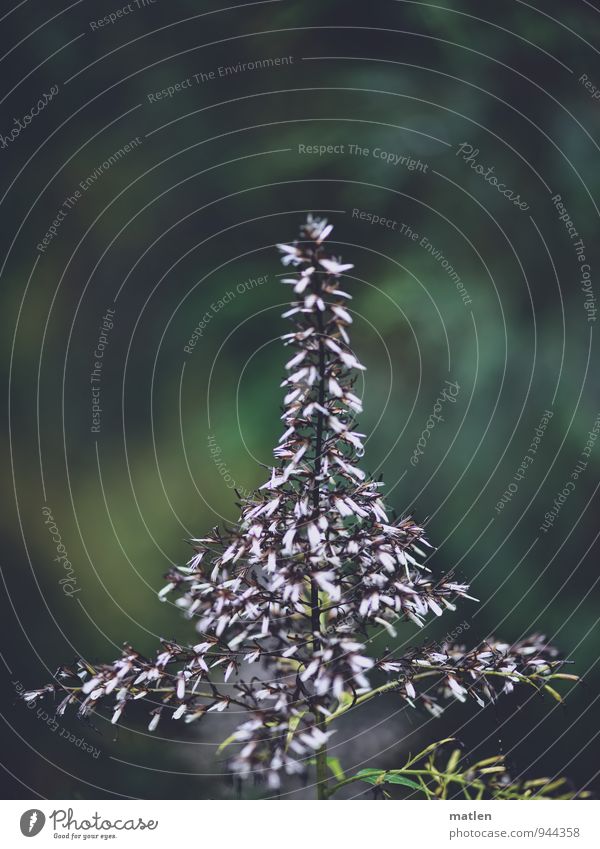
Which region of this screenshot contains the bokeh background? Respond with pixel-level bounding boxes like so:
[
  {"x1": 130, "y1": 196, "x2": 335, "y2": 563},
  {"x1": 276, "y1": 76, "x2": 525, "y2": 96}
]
[{"x1": 1, "y1": 0, "x2": 599, "y2": 799}]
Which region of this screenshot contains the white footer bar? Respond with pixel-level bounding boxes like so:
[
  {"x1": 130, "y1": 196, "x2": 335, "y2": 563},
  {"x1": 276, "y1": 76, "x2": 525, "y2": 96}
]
[{"x1": 1, "y1": 799, "x2": 596, "y2": 847}]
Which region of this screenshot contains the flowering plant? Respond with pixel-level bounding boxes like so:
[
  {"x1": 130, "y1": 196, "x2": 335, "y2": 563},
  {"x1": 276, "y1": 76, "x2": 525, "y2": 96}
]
[{"x1": 25, "y1": 216, "x2": 582, "y2": 799}]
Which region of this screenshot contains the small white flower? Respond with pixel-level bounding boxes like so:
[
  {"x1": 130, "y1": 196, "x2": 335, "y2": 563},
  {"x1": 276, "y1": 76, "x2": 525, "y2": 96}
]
[
  {"x1": 307, "y1": 523, "x2": 321, "y2": 550},
  {"x1": 158, "y1": 583, "x2": 174, "y2": 600},
  {"x1": 148, "y1": 712, "x2": 161, "y2": 732},
  {"x1": 319, "y1": 258, "x2": 354, "y2": 275},
  {"x1": 332, "y1": 304, "x2": 353, "y2": 323}
]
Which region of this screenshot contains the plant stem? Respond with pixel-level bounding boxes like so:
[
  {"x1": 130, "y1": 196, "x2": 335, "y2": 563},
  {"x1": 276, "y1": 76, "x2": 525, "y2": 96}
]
[
  {"x1": 310, "y1": 286, "x2": 326, "y2": 651},
  {"x1": 311, "y1": 275, "x2": 329, "y2": 799},
  {"x1": 324, "y1": 676, "x2": 406, "y2": 725},
  {"x1": 315, "y1": 727, "x2": 329, "y2": 800},
  {"x1": 310, "y1": 580, "x2": 321, "y2": 645}
]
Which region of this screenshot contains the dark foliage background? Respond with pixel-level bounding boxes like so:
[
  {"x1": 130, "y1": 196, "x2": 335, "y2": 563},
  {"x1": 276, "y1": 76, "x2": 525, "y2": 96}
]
[{"x1": 1, "y1": 0, "x2": 599, "y2": 798}]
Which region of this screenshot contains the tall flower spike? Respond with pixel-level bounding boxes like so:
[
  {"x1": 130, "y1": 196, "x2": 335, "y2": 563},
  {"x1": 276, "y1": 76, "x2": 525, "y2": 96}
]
[{"x1": 24, "y1": 216, "x2": 578, "y2": 798}]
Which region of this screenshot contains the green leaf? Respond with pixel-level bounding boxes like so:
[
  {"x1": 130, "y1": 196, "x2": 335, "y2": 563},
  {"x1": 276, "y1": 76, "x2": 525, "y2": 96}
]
[
  {"x1": 216, "y1": 732, "x2": 237, "y2": 755},
  {"x1": 285, "y1": 711, "x2": 306, "y2": 751},
  {"x1": 380, "y1": 775, "x2": 426, "y2": 792},
  {"x1": 542, "y1": 684, "x2": 563, "y2": 703},
  {"x1": 326, "y1": 756, "x2": 346, "y2": 782},
  {"x1": 353, "y1": 769, "x2": 426, "y2": 793},
  {"x1": 446, "y1": 748, "x2": 462, "y2": 774},
  {"x1": 336, "y1": 691, "x2": 354, "y2": 710},
  {"x1": 354, "y1": 769, "x2": 384, "y2": 783}
]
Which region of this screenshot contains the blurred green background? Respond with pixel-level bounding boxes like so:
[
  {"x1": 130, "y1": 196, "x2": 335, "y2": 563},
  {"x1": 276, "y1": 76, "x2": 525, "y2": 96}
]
[{"x1": 2, "y1": 0, "x2": 599, "y2": 798}]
